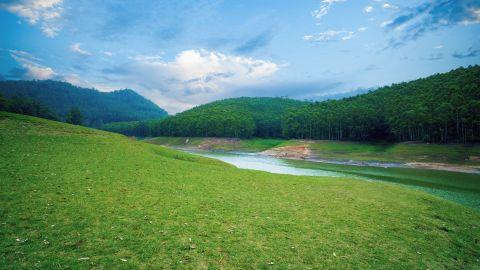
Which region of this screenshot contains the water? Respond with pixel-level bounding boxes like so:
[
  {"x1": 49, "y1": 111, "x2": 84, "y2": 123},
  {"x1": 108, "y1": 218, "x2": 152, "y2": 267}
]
[
  {"x1": 199, "y1": 151, "x2": 355, "y2": 178},
  {"x1": 185, "y1": 150, "x2": 480, "y2": 210}
]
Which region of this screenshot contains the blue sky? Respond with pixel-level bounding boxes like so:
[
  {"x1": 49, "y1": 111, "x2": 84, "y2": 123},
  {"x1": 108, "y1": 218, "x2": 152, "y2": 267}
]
[{"x1": 0, "y1": 0, "x2": 479, "y2": 113}]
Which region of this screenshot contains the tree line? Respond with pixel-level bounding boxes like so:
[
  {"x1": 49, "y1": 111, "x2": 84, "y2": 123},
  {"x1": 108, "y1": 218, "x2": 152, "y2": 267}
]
[
  {"x1": 0, "y1": 94, "x2": 84, "y2": 125},
  {"x1": 282, "y1": 66, "x2": 480, "y2": 143}
]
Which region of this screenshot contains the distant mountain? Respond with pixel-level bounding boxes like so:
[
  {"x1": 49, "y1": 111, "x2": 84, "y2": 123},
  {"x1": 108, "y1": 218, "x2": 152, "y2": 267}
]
[{"x1": 0, "y1": 80, "x2": 167, "y2": 126}]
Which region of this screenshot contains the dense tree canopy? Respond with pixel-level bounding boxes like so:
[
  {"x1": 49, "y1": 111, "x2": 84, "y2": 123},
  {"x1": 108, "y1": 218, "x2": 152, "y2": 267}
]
[
  {"x1": 66, "y1": 107, "x2": 84, "y2": 125},
  {"x1": 0, "y1": 80, "x2": 168, "y2": 127},
  {"x1": 101, "y1": 97, "x2": 307, "y2": 138},
  {"x1": 282, "y1": 66, "x2": 480, "y2": 143},
  {"x1": 0, "y1": 94, "x2": 58, "y2": 120}
]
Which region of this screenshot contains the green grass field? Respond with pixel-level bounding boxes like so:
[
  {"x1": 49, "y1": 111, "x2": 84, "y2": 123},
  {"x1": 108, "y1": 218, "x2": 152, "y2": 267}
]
[{"x1": 1, "y1": 112, "x2": 480, "y2": 269}]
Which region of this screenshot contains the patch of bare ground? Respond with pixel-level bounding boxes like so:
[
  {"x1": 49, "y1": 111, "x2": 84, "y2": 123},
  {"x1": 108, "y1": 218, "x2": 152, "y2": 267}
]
[
  {"x1": 262, "y1": 141, "x2": 313, "y2": 159},
  {"x1": 197, "y1": 138, "x2": 241, "y2": 150}
]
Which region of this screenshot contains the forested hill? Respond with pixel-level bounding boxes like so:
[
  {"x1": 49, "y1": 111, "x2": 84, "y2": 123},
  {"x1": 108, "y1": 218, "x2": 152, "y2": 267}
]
[
  {"x1": 0, "y1": 80, "x2": 168, "y2": 126},
  {"x1": 158, "y1": 97, "x2": 307, "y2": 138},
  {"x1": 283, "y1": 66, "x2": 480, "y2": 143},
  {"x1": 102, "y1": 97, "x2": 308, "y2": 138}
]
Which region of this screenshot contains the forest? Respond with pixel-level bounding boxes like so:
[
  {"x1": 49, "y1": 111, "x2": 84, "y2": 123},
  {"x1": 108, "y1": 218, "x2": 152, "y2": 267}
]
[
  {"x1": 0, "y1": 80, "x2": 168, "y2": 127},
  {"x1": 102, "y1": 97, "x2": 306, "y2": 138},
  {"x1": 282, "y1": 66, "x2": 480, "y2": 143},
  {"x1": 101, "y1": 66, "x2": 480, "y2": 143}
]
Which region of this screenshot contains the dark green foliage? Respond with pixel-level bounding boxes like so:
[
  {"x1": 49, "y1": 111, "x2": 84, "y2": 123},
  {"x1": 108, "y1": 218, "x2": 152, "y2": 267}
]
[
  {"x1": 0, "y1": 80, "x2": 168, "y2": 127},
  {"x1": 101, "y1": 97, "x2": 306, "y2": 138},
  {"x1": 283, "y1": 66, "x2": 480, "y2": 143},
  {"x1": 1, "y1": 95, "x2": 57, "y2": 120},
  {"x1": 157, "y1": 97, "x2": 306, "y2": 138},
  {"x1": 101, "y1": 119, "x2": 163, "y2": 137},
  {"x1": 66, "y1": 107, "x2": 84, "y2": 125},
  {"x1": 0, "y1": 94, "x2": 5, "y2": 111}
]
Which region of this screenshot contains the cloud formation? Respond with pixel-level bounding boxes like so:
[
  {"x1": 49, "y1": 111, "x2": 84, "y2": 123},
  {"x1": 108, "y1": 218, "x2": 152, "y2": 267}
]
[
  {"x1": 70, "y1": 43, "x2": 92, "y2": 56},
  {"x1": 382, "y1": 0, "x2": 480, "y2": 47},
  {"x1": 452, "y1": 47, "x2": 479, "y2": 58},
  {"x1": 102, "y1": 49, "x2": 280, "y2": 113},
  {"x1": 312, "y1": 0, "x2": 346, "y2": 21},
  {"x1": 8, "y1": 50, "x2": 56, "y2": 79},
  {"x1": 0, "y1": 0, "x2": 64, "y2": 37},
  {"x1": 303, "y1": 30, "x2": 355, "y2": 43}
]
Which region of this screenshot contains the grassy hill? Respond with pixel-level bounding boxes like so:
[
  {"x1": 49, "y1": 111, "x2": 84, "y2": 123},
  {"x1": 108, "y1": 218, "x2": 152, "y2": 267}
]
[
  {"x1": 0, "y1": 80, "x2": 168, "y2": 126},
  {"x1": 1, "y1": 112, "x2": 479, "y2": 269}
]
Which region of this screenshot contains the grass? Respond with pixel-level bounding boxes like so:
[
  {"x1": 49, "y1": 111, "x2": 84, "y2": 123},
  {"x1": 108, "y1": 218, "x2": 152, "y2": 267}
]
[
  {"x1": 1, "y1": 112, "x2": 480, "y2": 269},
  {"x1": 309, "y1": 140, "x2": 480, "y2": 165},
  {"x1": 144, "y1": 137, "x2": 287, "y2": 152},
  {"x1": 284, "y1": 159, "x2": 480, "y2": 209}
]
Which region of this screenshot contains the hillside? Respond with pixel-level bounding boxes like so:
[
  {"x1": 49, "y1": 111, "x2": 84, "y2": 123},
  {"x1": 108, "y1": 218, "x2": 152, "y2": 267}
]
[
  {"x1": 283, "y1": 66, "x2": 480, "y2": 143},
  {"x1": 1, "y1": 112, "x2": 479, "y2": 268},
  {"x1": 103, "y1": 97, "x2": 307, "y2": 137},
  {"x1": 0, "y1": 80, "x2": 168, "y2": 126}
]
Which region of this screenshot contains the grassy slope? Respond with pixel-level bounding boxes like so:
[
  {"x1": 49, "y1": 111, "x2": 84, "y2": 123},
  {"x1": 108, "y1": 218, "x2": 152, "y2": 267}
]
[
  {"x1": 1, "y1": 112, "x2": 480, "y2": 269},
  {"x1": 309, "y1": 140, "x2": 480, "y2": 165}
]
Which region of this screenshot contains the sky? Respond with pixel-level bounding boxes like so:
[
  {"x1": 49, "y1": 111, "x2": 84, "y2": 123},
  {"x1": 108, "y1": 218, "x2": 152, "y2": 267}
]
[{"x1": 0, "y1": 0, "x2": 479, "y2": 113}]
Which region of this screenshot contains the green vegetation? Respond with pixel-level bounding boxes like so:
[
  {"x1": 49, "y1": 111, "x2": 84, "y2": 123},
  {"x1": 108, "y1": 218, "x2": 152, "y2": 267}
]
[
  {"x1": 284, "y1": 159, "x2": 480, "y2": 209},
  {"x1": 0, "y1": 94, "x2": 57, "y2": 121},
  {"x1": 283, "y1": 66, "x2": 480, "y2": 142},
  {"x1": 1, "y1": 112, "x2": 479, "y2": 268},
  {"x1": 145, "y1": 137, "x2": 288, "y2": 152},
  {"x1": 309, "y1": 140, "x2": 480, "y2": 165},
  {"x1": 104, "y1": 97, "x2": 306, "y2": 138},
  {"x1": 65, "y1": 107, "x2": 84, "y2": 125},
  {"x1": 0, "y1": 80, "x2": 167, "y2": 126}
]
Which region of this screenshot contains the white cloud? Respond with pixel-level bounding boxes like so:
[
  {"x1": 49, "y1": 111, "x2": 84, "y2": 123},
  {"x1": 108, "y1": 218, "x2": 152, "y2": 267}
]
[
  {"x1": 70, "y1": 43, "x2": 92, "y2": 56},
  {"x1": 434, "y1": 45, "x2": 444, "y2": 49},
  {"x1": 304, "y1": 30, "x2": 356, "y2": 43},
  {"x1": 364, "y1": 6, "x2": 374, "y2": 13},
  {"x1": 382, "y1": 3, "x2": 397, "y2": 9},
  {"x1": 0, "y1": 0, "x2": 64, "y2": 37},
  {"x1": 462, "y1": 8, "x2": 480, "y2": 25},
  {"x1": 9, "y1": 50, "x2": 56, "y2": 79},
  {"x1": 103, "y1": 51, "x2": 113, "y2": 57},
  {"x1": 102, "y1": 49, "x2": 280, "y2": 113},
  {"x1": 357, "y1": 27, "x2": 368, "y2": 32},
  {"x1": 312, "y1": 0, "x2": 346, "y2": 21}
]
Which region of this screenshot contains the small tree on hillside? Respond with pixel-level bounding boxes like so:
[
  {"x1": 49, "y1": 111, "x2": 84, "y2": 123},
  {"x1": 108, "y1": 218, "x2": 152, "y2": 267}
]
[
  {"x1": 0, "y1": 94, "x2": 5, "y2": 111},
  {"x1": 66, "y1": 107, "x2": 84, "y2": 125}
]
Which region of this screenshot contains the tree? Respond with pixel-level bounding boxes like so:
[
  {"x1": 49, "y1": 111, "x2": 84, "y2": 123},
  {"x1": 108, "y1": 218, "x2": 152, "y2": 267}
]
[
  {"x1": 66, "y1": 107, "x2": 84, "y2": 125},
  {"x1": 0, "y1": 93, "x2": 5, "y2": 111}
]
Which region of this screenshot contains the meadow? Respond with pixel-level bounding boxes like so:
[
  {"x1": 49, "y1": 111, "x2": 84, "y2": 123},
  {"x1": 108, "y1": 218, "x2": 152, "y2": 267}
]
[{"x1": 1, "y1": 112, "x2": 480, "y2": 269}]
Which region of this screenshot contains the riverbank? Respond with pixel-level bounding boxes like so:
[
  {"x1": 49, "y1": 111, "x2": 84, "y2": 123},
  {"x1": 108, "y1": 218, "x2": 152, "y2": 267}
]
[{"x1": 144, "y1": 137, "x2": 480, "y2": 173}]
